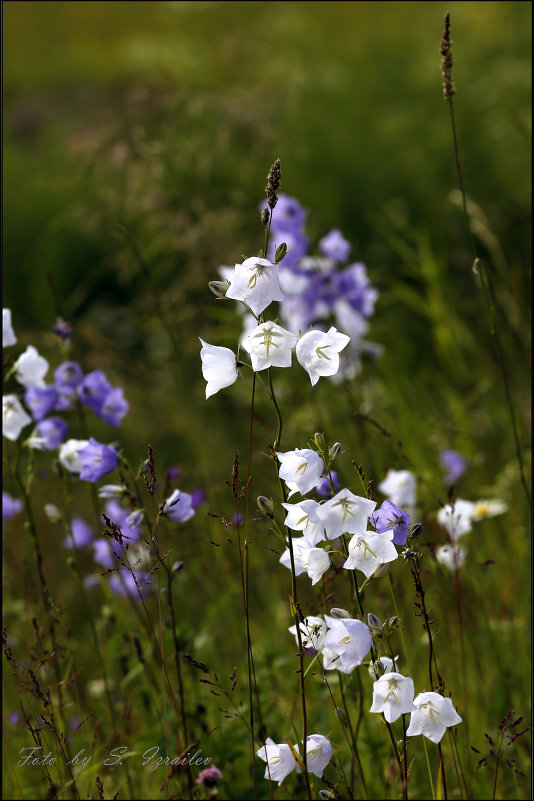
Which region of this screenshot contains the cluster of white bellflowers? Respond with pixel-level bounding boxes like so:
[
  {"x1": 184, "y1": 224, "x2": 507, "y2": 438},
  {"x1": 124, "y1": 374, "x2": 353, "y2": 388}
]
[
  {"x1": 199, "y1": 256, "x2": 351, "y2": 396},
  {"x1": 198, "y1": 256, "x2": 464, "y2": 786}
]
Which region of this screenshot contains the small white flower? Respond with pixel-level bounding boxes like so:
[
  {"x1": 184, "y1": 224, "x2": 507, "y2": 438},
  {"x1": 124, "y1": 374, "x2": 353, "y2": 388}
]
[
  {"x1": 245, "y1": 322, "x2": 297, "y2": 371},
  {"x1": 58, "y1": 439, "x2": 89, "y2": 474},
  {"x1": 437, "y1": 499, "x2": 475, "y2": 541},
  {"x1": 3, "y1": 395, "x2": 32, "y2": 441},
  {"x1": 44, "y1": 504, "x2": 62, "y2": 523},
  {"x1": 277, "y1": 448, "x2": 324, "y2": 497},
  {"x1": 378, "y1": 470, "x2": 416, "y2": 508},
  {"x1": 126, "y1": 509, "x2": 145, "y2": 528},
  {"x1": 98, "y1": 484, "x2": 126, "y2": 499},
  {"x1": 280, "y1": 539, "x2": 330, "y2": 585},
  {"x1": 369, "y1": 672, "x2": 417, "y2": 723},
  {"x1": 288, "y1": 616, "x2": 326, "y2": 652},
  {"x1": 435, "y1": 544, "x2": 467, "y2": 571},
  {"x1": 13, "y1": 345, "x2": 49, "y2": 388},
  {"x1": 199, "y1": 339, "x2": 238, "y2": 399},
  {"x1": 3, "y1": 309, "x2": 17, "y2": 347},
  {"x1": 343, "y1": 529, "x2": 398, "y2": 578},
  {"x1": 315, "y1": 489, "x2": 376, "y2": 540},
  {"x1": 256, "y1": 737, "x2": 297, "y2": 785},
  {"x1": 281, "y1": 499, "x2": 325, "y2": 544},
  {"x1": 471, "y1": 498, "x2": 507, "y2": 520},
  {"x1": 406, "y1": 692, "x2": 462, "y2": 743},
  {"x1": 324, "y1": 615, "x2": 373, "y2": 673},
  {"x1": 298, "y1": 734, "x2": 333, "y2": 778},
  {"x1": 226, "y1": 257, "x2": 285, "y2": 316},
  {"x1": 296, "y1": 327, "x2": 350, "y2": 386}
]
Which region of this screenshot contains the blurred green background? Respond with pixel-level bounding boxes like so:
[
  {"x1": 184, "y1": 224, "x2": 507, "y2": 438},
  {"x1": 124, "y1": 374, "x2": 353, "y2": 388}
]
[{"x1": 2, "y1": 2, "x2": 531, "y2": 798}]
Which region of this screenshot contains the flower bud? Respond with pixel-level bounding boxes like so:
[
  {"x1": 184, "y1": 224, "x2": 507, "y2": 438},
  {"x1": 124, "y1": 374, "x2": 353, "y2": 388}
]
[
  {"x1": 411, "y1": 523, "x2": 423, "y2": 538},
  {"x1": 313, "y1": 432, "x2": 325, "y2": 451},
  {"x1": 328, "y1": 442, "x2": 342, "y2": 461},
  {"x1": 329, "y1": 607, "x2": 351, "y2": 619},
  {"x1": 372, "y1": 562, "x2": 391, "y2": 579},
  {"x1": 367, "y1": 612, "x2": 383, "y2": 634},
  {"x1": 257, "y1": 496, "x2": 274, "y2": 518},
  {"x1": 172, "y1": 561, "x2": 184, "y2": 573},
  {"x1": 44, "y1": 504, "x2": 63, "y2": 524},
  {"x1": 372, "y1": 660, "x2": 386, "y2": 677},
  {"x1": 319, "y1": 789, "x2": 336, "y2": 799},
  {"x1": 274, "y1": 242, "x2": 288, "y2": 263},
  {"x1": 208, "y1": 280, "x2": 230, "y2": 299}
]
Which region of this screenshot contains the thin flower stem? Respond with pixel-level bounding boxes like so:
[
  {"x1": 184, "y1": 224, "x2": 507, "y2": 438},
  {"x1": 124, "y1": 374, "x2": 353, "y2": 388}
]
[
  {"x1": 423, "y1": 738, "x2": 437, "y2": 801},
  {"x1": 437, "y1": 742, "x2": 448, "y2": 800},
  {"x1": 338, "y1": 672, "x2": 369, "y2": 799},
  {"x1": 322, "y1": 673, "x2": 365, "y2": 800},
  {"x1": 267, "y1": 368, "x2": 312, "y2": 801},
  {"x1": 243, "y1": 372, "x2": 258, "y2": 798}
]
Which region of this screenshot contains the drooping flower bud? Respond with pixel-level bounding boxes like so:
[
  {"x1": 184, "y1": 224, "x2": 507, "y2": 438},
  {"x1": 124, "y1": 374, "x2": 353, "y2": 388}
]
[
  {"x1": 257, "y1": 496, "x2": 274, "y2": 518},
  {"x1": 329, "y1": 607, "x2": 351, "y2": 619},
  {"x1": 208, "y1": 280, "x2": 230, "y2": 299}
]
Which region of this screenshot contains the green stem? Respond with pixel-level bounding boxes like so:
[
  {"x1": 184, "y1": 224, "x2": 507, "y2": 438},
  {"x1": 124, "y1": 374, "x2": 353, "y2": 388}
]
[{"x1": 267, "y1": 368, "x2": 311, "y2": 800}]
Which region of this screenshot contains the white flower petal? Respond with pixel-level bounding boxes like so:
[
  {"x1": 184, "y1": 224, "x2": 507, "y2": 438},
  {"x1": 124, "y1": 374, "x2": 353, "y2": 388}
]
[{"x1": 199, "y1": 339, "x2": 238, "y2": 399}]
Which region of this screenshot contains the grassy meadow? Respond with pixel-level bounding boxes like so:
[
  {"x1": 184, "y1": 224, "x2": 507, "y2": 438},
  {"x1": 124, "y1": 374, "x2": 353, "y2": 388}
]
[{"x1": 2, "y1": 2, "x2": 531, "y2": 799}]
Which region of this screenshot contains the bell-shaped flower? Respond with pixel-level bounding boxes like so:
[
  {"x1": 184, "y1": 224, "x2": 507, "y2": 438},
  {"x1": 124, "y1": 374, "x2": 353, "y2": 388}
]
[
  {"x1": 369, "y1": 672, "x2": 417, "y2": 723},
  {"x1": 58, "y1": 438, "x2": 90, "y2": 474},
  {"x1": 78, "y1": 438, "x2": 119, "y2": 483},
  {"x1": 13, "y1": 345, "x2": 49, "y2": 388},
  {"x1": 296, "y1": 327, "x2": 350, "y2": 386},
  {"x1": 298, "y1": 734, "x2": 332, "y2": 778},
  {"x1": 99, "y1": 387, "x2": 129, "y2": 428},
  {"x1": 77, "y1": 370, "x2": 112, "y2": 413},
  {"x1": 406, "y1": 692, "x2": 462, "y2": 743},
  {"x1": 440, "y1": 449, "x2": 467, "y2": 484},
  {"x1": 3, "y1": 492, "x2": 23, "y2": 524},
  {"x1": 3, "y1": 309, "x2": 17, "y2": 347},
  {"x1": 315, "y1": 489, "x2": 376, "y2": 540},
  {"x1": 343, "y1": 529, "x2": 398, "y2": 578},
  {"x1": 324, "y1": 615, "x2": 372, "y2": 672},
  {"x1": 288, "y1": 616, "x2": 326, "y2": 652},
  {"x1": 281, "y1": 499, "x2": 325, "y2": 545},
  {"x1": 26, "y1": 417, "x2": 68, "y2": 450},
  {"x1": 245, "y1": 322, "x2": 297, "y2": 372},
  {"x1": 54, "y1": 361, "x2": 84, "y2": 392},
  {"x1": 63, "y1": 517, "x2": 94, "y2": 549},
  {"x1": 256, "y1": 737, "x2": 297, "y2": 785},
  {"x1": 163, "y1": 489, "x2": 195, "y2": 523},
  {"x1": 435, "y1": 544, "x2": 467, "y2": 571},
  {"x1": 277, "y1": 448, "x2": 324, "y2": 498},
  {"x1": 371, "y1": 499, "x2": 410, "y2": 545},
  {"x1": 24, "y1": 385, "x2": 58, "y2": 421},
  {"x1": 378, "y1": 469, "x2": 416, "y2": 508},
  {"x1": 437, "y1": 499, "x2": 475, "y2": 541},
  {"x1": 226, "y1": 257, "x2": 285, "y2": 316},
  {"x1": 199, "y1": 339, "x2": 238, "y2": 399},
  {"x1": 3, "y1": 395, "x2": 32, "y2": 441},
  {"x1": 280, "y1": 538, "x2": 330, "y2": 585},
  {"x1": 319, "y1": 229, "x2": 351, "y2": 262}
]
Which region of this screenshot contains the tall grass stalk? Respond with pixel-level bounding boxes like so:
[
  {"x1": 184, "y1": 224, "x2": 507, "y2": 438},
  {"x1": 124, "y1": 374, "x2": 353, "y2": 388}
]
[{"x1": 442, "y1": 12, "x2": 530, "y2": 509}]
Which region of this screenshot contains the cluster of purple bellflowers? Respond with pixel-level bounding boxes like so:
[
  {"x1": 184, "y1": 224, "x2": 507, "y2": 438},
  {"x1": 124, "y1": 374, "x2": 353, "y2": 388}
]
[{"x1": 262, "y1": 194, "x2": 382, "y2": 381}]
